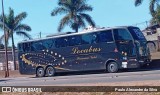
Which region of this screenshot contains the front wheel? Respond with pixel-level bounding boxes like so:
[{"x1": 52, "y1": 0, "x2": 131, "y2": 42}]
[{"x1": 107, "y1": 62, "x2": 118, "y2": 73}]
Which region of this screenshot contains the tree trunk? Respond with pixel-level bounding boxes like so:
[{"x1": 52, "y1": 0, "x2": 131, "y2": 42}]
[
  {"x1": 74, "y1": 14, "x2": 78, "y2": 32},
  {"x1": 11, "y1": 31, "x2": 16, "y2": 70}
]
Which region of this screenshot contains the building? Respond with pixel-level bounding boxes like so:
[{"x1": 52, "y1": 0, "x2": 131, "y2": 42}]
[
  {"x1": 0, "y1": 49, "x2": 18, "y2": 70},
  {"x1": 142, "y1": 24, "x2": 160, "y2": 52}
]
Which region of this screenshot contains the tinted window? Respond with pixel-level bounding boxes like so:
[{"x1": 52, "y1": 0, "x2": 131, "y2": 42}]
[
  {"x1": 31, "y1": 41, "x2": 46, "y2": 51},
  {"x1": 68, "y1": 35, "x2": 82, "y2": 46},
  {"x1": 113, "y1": 29, "x2": 132, "y2": 41},
  {"x1": 55, "y1": 37, "x2": 68, "y2": 48},
  {"x1": 23, "y1": 43, "x2": 31, "y2": 52},
  {"x1": 43, "y1": 39, "x2": 55, "y2": 49},
  {"x1": 82, "y1": 34, "x2": 91, "y2": 44},
  {"x1": 98, "y1": 30, "x2": 113, "y2": 42},
  {"x1": 128, "y1": 27, "x2": 146, "y2": 40},
  {"x1": 82, "y1": 33, "x2": 98, "y2": 44},
  {"x1": 18, "y1": 44, "x2": 23, "y2": 52}
]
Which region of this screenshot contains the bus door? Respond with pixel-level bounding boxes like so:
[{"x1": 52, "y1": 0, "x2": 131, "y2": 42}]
[{"x1": 113, "y1": 29, "x2": 137, "y2": 58}]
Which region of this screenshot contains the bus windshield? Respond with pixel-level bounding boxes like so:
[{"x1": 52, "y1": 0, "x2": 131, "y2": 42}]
[{"x1": 128, "y1": 27, "x2": 146, "y2": 41}]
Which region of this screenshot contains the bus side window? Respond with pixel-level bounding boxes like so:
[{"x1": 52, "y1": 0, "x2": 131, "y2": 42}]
[
  {"x1": 82, "y1": 33, "x2": 97, "y2": 44},
  {"x1": 69, "y1": 35, "x2": 82, "y2": 46},
  {"x1": 91, "y1": 33, "x2": 98, "y2": 44},
  {"x1": 32, "y1": 41, "x2": 46, "y2": 51},
  {"x1": 55, "y1": 37, "x2": 68, "y2": 48},
  {"x1": 82, "y1": 34, "x2": 90, "y2": 44},
  {"x1": 113, "y1": 29, "x2": 132, "y2": 41},
  {"x1": 62, "y1": 37, "x2": 68, "y2": 47},
  {"x1": 23, "y1": 43, "x2": 31, "y2": 52},
  {"x1": 18, "y1": 44, "x2": 23, "y2": 52},
  {"x1": 43, "y1": 39, "x2": 55, "y2": 49},
  {"x1": 98, "y1": 30, "x2": 113, "y2": 42},
  {"x1": 75, "y1": 35, "x2": 82, "y2": 45}
]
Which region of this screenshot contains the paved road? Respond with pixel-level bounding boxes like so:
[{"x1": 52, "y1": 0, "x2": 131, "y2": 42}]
[
  {"x1": 1, "y1": 68, "x2": 160, "y2": 86},
  {"x1": 0, "y1": 52, "x2": 160, "y2": 86}
]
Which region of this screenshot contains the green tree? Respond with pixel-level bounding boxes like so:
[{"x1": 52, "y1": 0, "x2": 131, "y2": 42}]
[
  {"x1": 0, "y1": 8, "x2": 32, "y2": 70},
  {"x1": 135, "y1": 0, "x2": 158, "y2": 17},
  {"x1": 51, "y1": 0, "x2": 95, "y2": 32},
  {"x1": 150, "y1": 5, "x2": 160, "y2": 25}
]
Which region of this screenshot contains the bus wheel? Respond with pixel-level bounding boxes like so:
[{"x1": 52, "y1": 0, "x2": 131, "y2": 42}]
[
  {"x1": 45, "y1": 66, "x2": 55, "y2": 77},
  {"x1": 36, "y1": 67, "x2": 45, "y2": 77},
  {"x1": 107, "y1": 62, "x2": 118, "y2": 73}
]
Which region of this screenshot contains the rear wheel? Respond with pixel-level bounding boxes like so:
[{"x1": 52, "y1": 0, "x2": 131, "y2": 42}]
[
  {"x1": 45, "y1": 66, "x2": 55, "y2": 77},
  {"x1": 107, "y1": 62, "x2": 118, "y2": 73},
  {"x1": 36, "y1": 67, "x2": 45, "y2": 77}
]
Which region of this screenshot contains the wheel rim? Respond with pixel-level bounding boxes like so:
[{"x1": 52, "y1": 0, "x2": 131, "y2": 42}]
[
  {"x1": 109, "y1": 63, "x2": 117, "y2": 72},
  {"x1": 46, "y1": 67, "x2": 55, "y2": 76},
  {"x1": 48, "y1": 68, "x2": 53, "y2": 75},
  {"x1": 37, "y1": 68, "x2": 44, "y2": 77}
]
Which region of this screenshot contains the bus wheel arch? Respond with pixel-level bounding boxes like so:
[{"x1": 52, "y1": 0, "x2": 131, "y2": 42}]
[
  {"x1": 36, "y1": 66, "x2": 45, "y2": 77},
  {"x1": 45, "y1": 65, "x2": 55, "y2": 77},
  {"x1": 105, "y1": 60, "x2": 118, "y2": 73}
]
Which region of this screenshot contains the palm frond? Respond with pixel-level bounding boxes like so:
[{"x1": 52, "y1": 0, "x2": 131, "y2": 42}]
[
  {"x1": 76, "y1": 15, "x2": 86, "y2": 28},
  {"x1": 80, "y1": 13, "x2": 95, "y2": 27},
  {"x1": 0, "y1": 34, "x2": 4, "y2": 42},
  {"x1": 14, "y1": 12, "x2": 27, "y2": 25},
  {"x1": 14, "y1": 24, "x2": 31, "y2": 31},
  {"x1": 150, "y1": 0, "x2": 157, "y2": 16},
  {"x1": 78, "y1": 4, "x2": 93, "y2": 13},
  {"x1": 0, "y1": 15, "x2": 10, "y2": 31},
  {"x1": 53, "y1": 0, "x2": 95, "y2": 32},
  {"x1": 58, "y1": 0, "x2": 70, "y2": 5},
  {"x1": 0, "y1": 31, "x2": 10, "y2": 45},
  {"x1": 8, "y1": 8, "x2": 14, "y2": 29},
  {"x1": 51, "y1": 7, "x2": 68, "y2": 16},
  {"x1": 58, "y1": 14, "x2": 71, "y2": 32},
  {"x1": 135, "y1": 0, "x2": 143, "y2": 6},
  {"x1": 16, "y1": 31, "x2": 32, "y2": 39}
]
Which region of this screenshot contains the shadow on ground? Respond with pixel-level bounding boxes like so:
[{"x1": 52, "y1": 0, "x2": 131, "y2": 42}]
[{"x1": 0, "y1": 79, "x2": 11, "y2": 82}]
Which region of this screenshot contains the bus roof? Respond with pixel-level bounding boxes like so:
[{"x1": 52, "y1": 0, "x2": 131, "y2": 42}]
[{"x1": 17, "y1": 26, "x2": 136, "y2": 44}]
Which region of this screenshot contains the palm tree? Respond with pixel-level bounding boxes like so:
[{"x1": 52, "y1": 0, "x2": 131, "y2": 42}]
[
  {"x1": 51, "y1": 0, "x2": 95, "y2": 32},
  {"x1": 0, "y1": 8, "x2": 32, "y2": 70},
  {"x1": 135, "y1": 0, "x2": 158, "y2": 17}
]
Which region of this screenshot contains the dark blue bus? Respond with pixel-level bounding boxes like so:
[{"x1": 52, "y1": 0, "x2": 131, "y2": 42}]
[{"x1": 17, "y1": 26, "x2": 151, "y2": 77}]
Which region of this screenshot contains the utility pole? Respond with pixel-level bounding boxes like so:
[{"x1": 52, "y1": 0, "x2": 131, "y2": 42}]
[
  {"x1": 145, "y1": 21, "x2": 148, "y2": 28},
  {"x1": 39, "y1": 32, "x2": 41, "y2": 38},
  {"x1": 1, "y1": 0, "x2": 9, "y2": 77}
]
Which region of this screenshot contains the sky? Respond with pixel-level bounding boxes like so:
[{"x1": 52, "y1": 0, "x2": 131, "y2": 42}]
[{"x1": 0, "y1": 0, "x2": 151, "y2": 46}]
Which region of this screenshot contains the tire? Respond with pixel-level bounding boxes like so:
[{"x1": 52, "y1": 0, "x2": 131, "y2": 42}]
[
  {"x1": 36, "y1": 67, "x2": 45, "y2": 77},
  {"x1": 107, "y1": 62, "x2": 118, "y2": 73},
  {"x1": 45, "y1": 66, "x2": 55, "y2": 77}
]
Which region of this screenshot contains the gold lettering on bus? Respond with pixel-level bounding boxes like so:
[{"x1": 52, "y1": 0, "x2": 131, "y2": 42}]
[{"x1": 72, "y1": 46, "x2": 102, "y2": 54}]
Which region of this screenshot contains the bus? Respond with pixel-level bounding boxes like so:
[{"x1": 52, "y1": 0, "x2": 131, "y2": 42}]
[{"x1": 17, "y1": 26, "x2": 152, "y2": 77}]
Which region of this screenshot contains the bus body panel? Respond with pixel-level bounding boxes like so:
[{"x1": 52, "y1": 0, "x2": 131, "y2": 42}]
[
  {"x1": 17, "y1": 26, "x2": 151, "y2": 75},
  {"x1": 19, "y1": 43, "x2": 120, "y2": 74}
]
